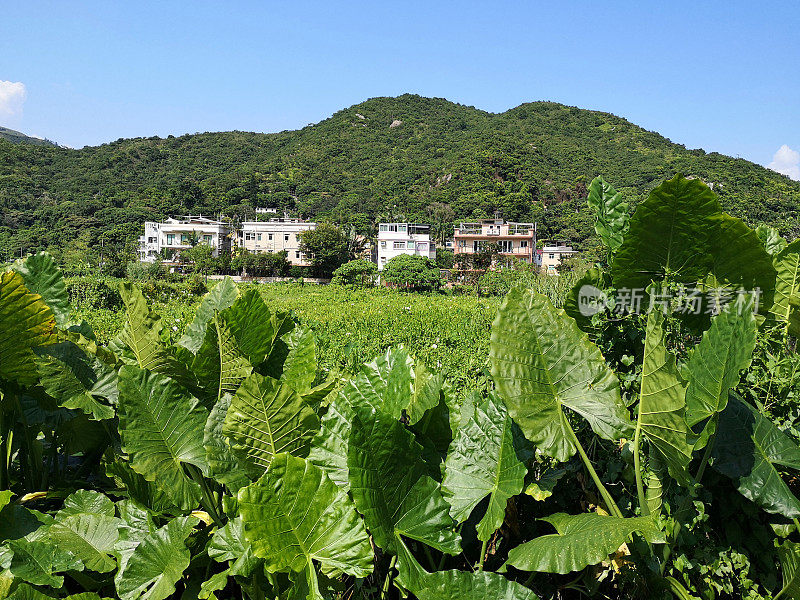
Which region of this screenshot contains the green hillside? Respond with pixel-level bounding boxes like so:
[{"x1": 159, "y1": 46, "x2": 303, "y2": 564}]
[
  {"x1": 1, "y1": 94, "x2": 798, "y2": 263},
  {"x1": 0, "y1": 125, "x2": 58, "y2": 147}
]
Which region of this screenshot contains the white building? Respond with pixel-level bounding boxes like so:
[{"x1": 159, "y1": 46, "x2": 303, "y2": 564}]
[
  {"x1": 539, "y1": 241, "x2": 578, "y2": 274},
  {"x1": 138, "y1": 216, "x2": 231, "y2": 262},
  {"x1": 377, "y1": 223, "x2": 436, "y2": 270},
  {"x1": 237, "y1": 218, "x2": 316, "y2": 266}
]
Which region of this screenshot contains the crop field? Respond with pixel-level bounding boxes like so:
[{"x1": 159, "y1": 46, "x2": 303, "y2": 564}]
[{"x1": 2, "y1": 176, "x2": 800, "y2": 600}]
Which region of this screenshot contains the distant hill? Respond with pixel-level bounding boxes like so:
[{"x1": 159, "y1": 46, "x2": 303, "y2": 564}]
[
  {"x1": 0, "y1": 126, "x2": 58, "y2": 147},
  {"x1": 0, "y1": 94, "x2": 798, "y2": 263}
]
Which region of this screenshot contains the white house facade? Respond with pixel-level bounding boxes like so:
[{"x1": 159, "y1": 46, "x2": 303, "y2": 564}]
[
  {"x1": 376, "y1": 223, "x2": 436, "y2": 270},
  {"x1": 138, "y1": 216, "x2": 231, "y2": 262},
  {"x1": 237, "y1": 218, "x2": 316, "y2": 266}
]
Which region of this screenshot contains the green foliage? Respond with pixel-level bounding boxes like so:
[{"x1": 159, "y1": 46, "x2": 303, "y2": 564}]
[
  {"x1": 381, "y1": 253, "x2": 443, "y2": 291},
  {"x1": 331, "y1": 258, "x2": 377, "y2": 287},
  {"x1": 4, "y1": 173, "x2": 800, "y2": 600},
  {"x1": 298, "y1": 222, "x2": 350, "y2": 277}
]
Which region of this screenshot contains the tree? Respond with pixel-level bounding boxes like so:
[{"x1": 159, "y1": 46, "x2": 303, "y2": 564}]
[
  {"x1": 298, "y1": 222, "x2": 349, "y2": 277},
  {"x1": 331, "y1": 259, "x2": 378, "y2": 287},
  {"x1": 179, "y1": 243, "x2": 214, "y2": 276},
  {"x1": 435, "y1": 249, "x2": 455, "y2": 270},
  {"x1": 426, "y1": 202, "x2": 455, "y2": 245},
  {"x1": 381, "y1": 254, "x2": 443, "y2": 292}
]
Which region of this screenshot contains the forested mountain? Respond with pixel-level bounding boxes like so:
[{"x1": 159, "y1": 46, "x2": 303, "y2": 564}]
[
  {"x1": 0, "y1": 125, "x2": 58, "y2": 147},
  {"x1": 1, "y1": 94, "x2": 798, "y2": 264}
]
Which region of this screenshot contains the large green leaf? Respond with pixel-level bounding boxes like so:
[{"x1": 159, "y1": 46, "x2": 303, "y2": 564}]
[
  {"x1": 768, "y1": 240, "x2": 800, "y2": 337},
  {"x1": 348, "y1": 406, "x2": 460, "y2": 556},
  {"x1": 637, "y1": 309, "x2": 693, "y2": 487},
  {"x1": 12, "y1": 252, "x2": 71, "y2": 328},
  {"x1": 178, "y1": 278, "x2": 239, "y2": 353},
  {"x1": 191, "y1": 311, "x2": 253, "y2": 404},
  {"x1": 49, "y1": 491, "x2": 120, "y2": 573},
  {"x1": 238, "y1": 453, "x2": 373, "y2": 583},
  {"x1": 222, "y1": 289, "x2": 277, "y2": 366},
  {"x1": 712, "y1": 393, "x2": 800, "y2": 518},
  {"x1": 504, "y1": 512, "x2": 664, "y2": 574},
  {"x1": 586, "y1": 176, "x2": 628, "y2": 253},
  {"x1": 563, "y1": 268, "x2": 611, "y2": 333},
  {"x1": 408, "y1": 569, "x2": 540, "y2": 600},
  {"x1": 204, "y1": 393, "x2": 250, "y2": 492},
  {"x1": 442, "y1": 392, "x2": 527, "y2": 541},
  {"x1": 278, "y1": 326, "x2": 317, "y2": 393},
  {"x1": 777, "y1": 540, "x2": 800, "y2": 600},
  {"x1": 35, "y1": 341, "x2": 117, "y2": 420},
  {"x1": 684, "y1": 295, "x2": 756, "y2": 437},
  {"x1": 307, "y1": 397, "x2": 352, "y2": 490},
  {"x1": 489, "y1": 287, "x2": 632, "y2": 461},
  {"x1": 612, "y1": 175, "x2": 775, "y2": 299},
  {"x1": 118, "y1": 283, "x2": 193, "y2": 385},
  {"x1": 117, "y1": 365, "x2": 209, "y2": 510},
  {"x1": 0, "y1": 271, "x2": 57, "y2": 385},
  {"x1": 6, "y1": 536, "x2": 83, "y2": 587},
  {"x1": 208, "y1": 516, "x2": 259, "y2": 577},
  {"x1": 115, "y1": 516, "x2": 196, "y2": 600},
  {"x1": 223, "y1": 373, "x2": 319, "y2": 478}
]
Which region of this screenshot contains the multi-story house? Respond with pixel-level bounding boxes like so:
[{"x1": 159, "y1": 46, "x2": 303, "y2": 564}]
[
  {"x1": 376, "y1": 223, "x2": 436, "y2": 270},
  {"x1": 138, "y1": 216, "x2": 231, "y2": 262},
  {"x1": 453, "y1": 219, "x2": 537, "y2": 266},
  {"x1": 237, "y1": 218, "x2": 315, "y2": 266},
  {"x1": 539, "y1": 241, "x2": 578, "y2": 274}
]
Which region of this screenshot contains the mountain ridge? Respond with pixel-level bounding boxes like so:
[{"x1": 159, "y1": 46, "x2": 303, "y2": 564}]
[{"x1": 0, "y1": 94, "x2": 797, "y2": 263}]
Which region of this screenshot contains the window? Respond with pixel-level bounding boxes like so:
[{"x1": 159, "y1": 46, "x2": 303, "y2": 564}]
[
  {"x1": 388, "y1": 224, "x2": 398, "y2": 232},
  {"x1": 407, "y1": 241, "x2": 414, "y2": 249},
  {"x1": 379, "y1": 224, "x2": 388, "y2": 232},
  {"x1": 398, "y1": 224, "x2": 407, "y2": 233},
  {"x1": 166, "y1": 234, "x2": 175, "y2": 245},
  {"x1": 457, "y1": 240, "x2": 467, "y2": 248},
  {"x1": 418, "y1": 243, "x2": 428, "y2": 251},
  {"x1": 393, "y1": 242, "x2": 405, "y2": 250},
  {"x1": 295, "y1": 251, "x2": 301, "y2": 259},
  {"x1": 268, "y1": 233, "x2": 273, "y2": 241},
  {"x1": 549, "y1": 254, "x2": 555, "y2": 259},
  {"x1": 520, "y1": 240, "x2": 528, "y2": 248},
  {"x1": 203, "y1": 235, "x2": 212, "y2": 244},
  {"x1": 380, "y1": 241, "x2": 386, "y2": 248},
  {"x1": 473, "y1": 240, "x2": 486, "y2": 252},
  {"x1": 285, "y1": 234, "x2": 290, "y2": 242},
  {"x1": 381, "y1": 256, "x2": 387, "y2": 263},
  {"x1": 244, "y1": 232, "x2": 256, "y2": 241},
  {"x1": 148, "y1": 237, "x2": 156, "y2": 243},
  {"x1": 181, "y1": 234, "x2": 188, "y2": 244},
  {"x1": 499, "y1": 240, "x2": 513, "y2": 253},
  {"x1": 257, "y1": 233, "x2": 262, "y2": 241}
]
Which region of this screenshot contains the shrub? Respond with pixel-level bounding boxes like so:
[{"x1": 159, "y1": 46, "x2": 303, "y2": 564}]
[
  {"x1": 381, "y1": 254, "x2": 443, "y2": 291},
  {"x1": 331, "y1": 259, "x2": 378, "y2": 287}
]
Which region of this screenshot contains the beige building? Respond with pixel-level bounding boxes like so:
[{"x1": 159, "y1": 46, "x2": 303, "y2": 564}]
[
  {"x1": 237, "y1": 218, "x2": 316, "y2": 266},
  {"x1": 453, "y1": 219, "x2": 537, "y2": 266},
  {"x1": 539, "y1": 241, "x2": 578, "y2": 274},
  {"x1": 138, "y1": 216, "x2": 231, "y2": 262}
]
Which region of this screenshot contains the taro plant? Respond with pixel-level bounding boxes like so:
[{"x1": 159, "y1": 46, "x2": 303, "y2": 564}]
[{"x1": 1, "y1": 174, "x2": 800, "y2": 600}]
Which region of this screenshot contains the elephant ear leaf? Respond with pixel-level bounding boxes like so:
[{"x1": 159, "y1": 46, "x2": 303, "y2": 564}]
[
  {"x1": 489, "y1": 287, "x2": 632, "y2": 461},
  {"x1": 118, "y1": 283, "x2": 194, "y2": 386},
  {"x1": 757, "y1": 225, "x2": 788, "y2": 256},
  {"x1": 685, "y1": 294, "x2": 756, "y2": 440},
  {"x1": 115, "y1": 516, "x2": 196, "y2": 600},
  {"x1": 204, "y1": 393, "x2": 250, "y2": 492},
  {"x1": 0, "y1": 271, "x2": 57, "y2": 385},
  {"x1": 587, "y1": 176, "x2": 628, "y2": 253},
  {"x1": 408, "y1": 569, "x2": 540, "y2": 600},
  {"x1": 191, "y1": 311, "x2": 253, "y2": 405},
  {"x1": 777, "y1": 540, "x2": 800, "y2": 599},
  {"x1": 12, "y1": 251, "x2": 71, "y2": 328},
  {"x1": 767, "y1": 240, "x2": 800, "y2": 337},
  {"x1": 348, "y1": 406, "x2": 460, "y2": 558},
  {"x1": 504, "y1": 513, "x2": 664, "y2": 574},
  {"x1": 712, "y1": 393, "x2": 800, "y2": 518},
  {"x1": 238, "y1": 453, "x2": 373, "y2": 592},
  {"x1": 442, "y1": 392, "x2": 527, "y2": 542},
  {"x1": 117, "y1": 365, "x2": 209, "y2": 510},
  {"x1": 178, "y1": 278, "x2": 239, "y2": 353},
  {"x1": 223, "y1": 373, "x2": 319, "y2": 479},
  {"x1": 637, "y1": 309, "x2": 693, "y2": 487}
]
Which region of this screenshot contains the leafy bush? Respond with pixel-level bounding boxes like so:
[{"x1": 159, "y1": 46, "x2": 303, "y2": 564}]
[
  {"x1": 4, "y1": 175, "x2": 800, "y2": 600},
  {"x1": 331, "y1": 259, "x2": 377, "y2": 287},
  {"x1": 64, "y1": 276, "x2": 123, "y2": 309},
  {"x1": 381, "y1": 254, "x2": 443, "y2": 291}
]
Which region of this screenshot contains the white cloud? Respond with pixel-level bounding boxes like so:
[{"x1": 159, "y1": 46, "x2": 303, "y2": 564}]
[
  {"x1": 768, "y1": 144, "x2": 800, "y2": 181},
  {"x1": 0, "y1": 81, "x2": 26, "y2": 118}
]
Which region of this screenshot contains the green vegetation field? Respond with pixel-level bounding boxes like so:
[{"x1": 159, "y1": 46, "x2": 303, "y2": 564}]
[{"x1": 74, "y1": 280, "x2": 575, "y2": 394}]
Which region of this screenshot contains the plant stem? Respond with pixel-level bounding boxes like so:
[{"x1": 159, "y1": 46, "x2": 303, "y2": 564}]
[
  {"x1": 478, "y1": 539, "x2": 488, "y2": 571},
  {"x1": 186, "y1": 465, "x2": 224, "y2": 527},
  {"x1": 381, "y1": 555, "x2": 397, "y2": 600},
  {"x1": 567, "y1": 424, "x2": 623, "y2": 518},
  {"x1": 632, "y1": 414, "x2": 649, "y2": 516}
]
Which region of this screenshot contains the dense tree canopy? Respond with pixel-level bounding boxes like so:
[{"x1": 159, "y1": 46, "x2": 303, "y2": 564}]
[{"x1": 1, "y1": 94, "x2": 798, "y2": 264}]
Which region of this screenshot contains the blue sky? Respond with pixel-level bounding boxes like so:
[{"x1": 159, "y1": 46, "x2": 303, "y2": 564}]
[{"x1": 1, "y1": 1, "x2": 798, "y2": 178}]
